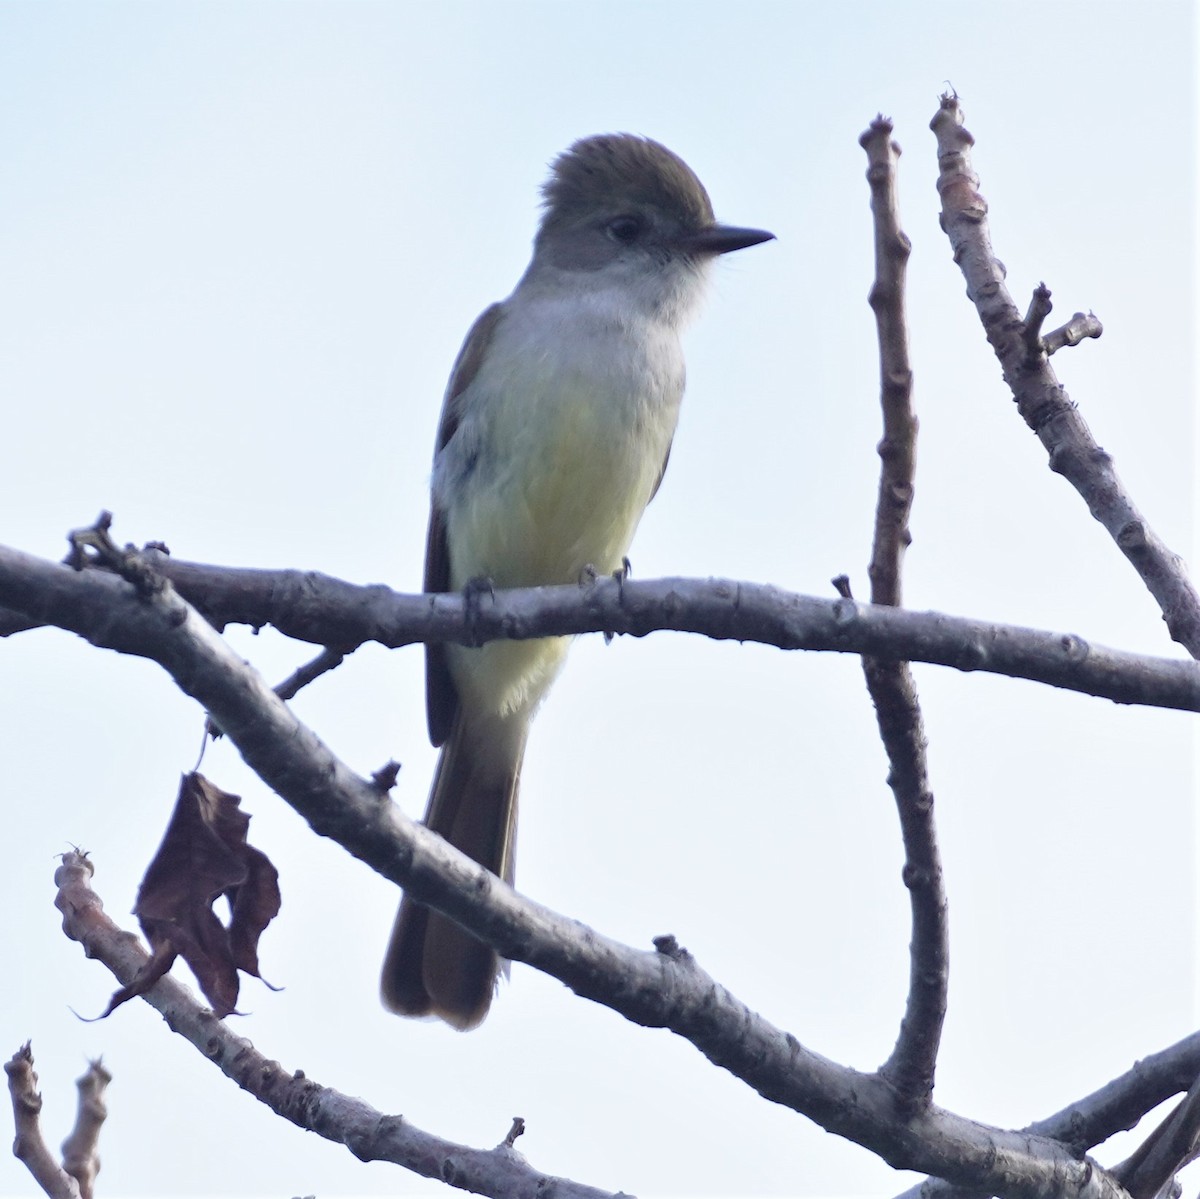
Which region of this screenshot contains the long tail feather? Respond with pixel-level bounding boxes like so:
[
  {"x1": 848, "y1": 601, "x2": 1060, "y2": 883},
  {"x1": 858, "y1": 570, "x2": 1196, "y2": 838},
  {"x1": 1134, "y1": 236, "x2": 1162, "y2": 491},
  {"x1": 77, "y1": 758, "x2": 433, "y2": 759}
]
[{"x1": 381, "y1": 714, "x2": 523, "y2": 1030}]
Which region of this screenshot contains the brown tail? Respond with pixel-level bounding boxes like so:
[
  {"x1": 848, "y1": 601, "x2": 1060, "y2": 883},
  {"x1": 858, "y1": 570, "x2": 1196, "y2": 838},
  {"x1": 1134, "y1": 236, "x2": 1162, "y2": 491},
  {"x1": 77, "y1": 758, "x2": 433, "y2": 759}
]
[{"x1": 380, "y1": 714, "x2": 523, "y2": 1030}]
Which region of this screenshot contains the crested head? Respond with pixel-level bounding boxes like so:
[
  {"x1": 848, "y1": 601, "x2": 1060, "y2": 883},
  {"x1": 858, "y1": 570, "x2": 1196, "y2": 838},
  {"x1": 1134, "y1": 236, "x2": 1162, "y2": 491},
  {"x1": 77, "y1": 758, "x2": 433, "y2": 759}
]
[
  {"x1": 539, "y1": 134, "x2": 716, "y2": 238},
  {"x1": 522, "y1": 134, "x2": 773, "y2": 320}
]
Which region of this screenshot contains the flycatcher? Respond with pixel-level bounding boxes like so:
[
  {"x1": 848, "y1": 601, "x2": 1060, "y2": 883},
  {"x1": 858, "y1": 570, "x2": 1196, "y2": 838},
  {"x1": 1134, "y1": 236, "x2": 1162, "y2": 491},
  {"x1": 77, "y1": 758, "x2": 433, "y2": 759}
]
[{"x1": 381, "y1": 134, "x2": 773, "y2": 1029}]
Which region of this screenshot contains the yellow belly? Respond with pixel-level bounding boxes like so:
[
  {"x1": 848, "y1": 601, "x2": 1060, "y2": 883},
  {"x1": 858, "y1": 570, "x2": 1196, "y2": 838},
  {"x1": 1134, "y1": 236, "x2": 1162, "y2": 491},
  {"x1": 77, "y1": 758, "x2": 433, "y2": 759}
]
[{"x1": 445, "y1": 388, "x2": 668, "y2": 719}]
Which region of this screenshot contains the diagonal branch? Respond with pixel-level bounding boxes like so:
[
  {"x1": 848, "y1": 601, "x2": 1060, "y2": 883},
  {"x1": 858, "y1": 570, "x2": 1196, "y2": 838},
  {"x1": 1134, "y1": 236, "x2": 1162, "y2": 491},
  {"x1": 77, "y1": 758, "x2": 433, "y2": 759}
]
[
  {"x1": 2, "y1": 546, "x2": 1199, "y2": 713},
  {"x1": 1113, "y1": 1068, "x2": 1200, "y2": 1199},
  {"x1": 273, "y1": 644, "x2": 350, "y2": 702},
  {"x1": 929, "y1": 93, "x2": 1200, "y2": 658},
  {"x1": 858, "y1": 115, "x2": 949, "y2": 1113},
  {"x1": 49, "y1": 852, "x2": 620, "y2": 1199},
  {"x1": 7, "y1": 538, "x2": 1138, "y2": 1199}
]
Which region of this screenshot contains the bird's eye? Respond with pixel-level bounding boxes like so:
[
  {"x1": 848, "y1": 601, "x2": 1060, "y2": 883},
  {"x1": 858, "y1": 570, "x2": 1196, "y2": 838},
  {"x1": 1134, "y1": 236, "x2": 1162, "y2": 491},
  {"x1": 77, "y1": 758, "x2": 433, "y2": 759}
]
[{"x1": 606, "y1": 215, "x2": 642, "y2": 244}]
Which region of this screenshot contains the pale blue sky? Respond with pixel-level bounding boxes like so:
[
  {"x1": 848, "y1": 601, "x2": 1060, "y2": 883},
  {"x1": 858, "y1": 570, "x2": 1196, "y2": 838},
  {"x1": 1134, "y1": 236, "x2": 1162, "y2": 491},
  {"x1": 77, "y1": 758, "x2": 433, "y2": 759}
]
[{"x1": 1, "y1": 3, "x2": 1196, "y2": 1196}]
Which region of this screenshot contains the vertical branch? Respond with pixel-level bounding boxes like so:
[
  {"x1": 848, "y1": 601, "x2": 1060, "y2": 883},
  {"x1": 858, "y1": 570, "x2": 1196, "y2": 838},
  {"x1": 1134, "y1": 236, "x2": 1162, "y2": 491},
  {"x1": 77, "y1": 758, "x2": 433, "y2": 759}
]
[
  {"x1": 60, "y1": 1059, "x2": 111, "y2": 1199},
  {"x1": 929, "y1": 93, "x2": 1200, "y2": 658},
  {"x1": 5, "y1": 1044, "x2": 82, "y2": 1199},
  {"x1": 862, "y1": 117, "x2": 917, "y2": 607},
  {"x1": 858, "y1": 116, "x2": 949, "y2": 1112}
]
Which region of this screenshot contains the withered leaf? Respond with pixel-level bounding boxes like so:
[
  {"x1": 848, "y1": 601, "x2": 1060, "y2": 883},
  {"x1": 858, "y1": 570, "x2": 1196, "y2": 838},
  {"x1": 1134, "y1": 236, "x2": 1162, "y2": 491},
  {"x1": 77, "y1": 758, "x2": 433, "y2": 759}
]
[{"x1": 102, "y1": 772, "x2": 281, "y2": 1019}]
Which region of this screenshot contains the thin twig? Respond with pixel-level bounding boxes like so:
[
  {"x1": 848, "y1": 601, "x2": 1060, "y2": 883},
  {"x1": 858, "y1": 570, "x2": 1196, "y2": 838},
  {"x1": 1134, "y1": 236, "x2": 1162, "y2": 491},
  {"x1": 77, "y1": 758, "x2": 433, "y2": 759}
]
[
  {"x1": 859, "y1": 114, "x2": 949, "y2": 1113},
  {"x1": 2, "y1": 545, "x2": 1199, "y2": 712},
  {"x1": 273, "y1": 645, "x2": 349, "y2": 703},
  {"x1": 929, "y1": 94, "x2": 1200, "y2": 657},
  {"x1": 208, "y1": 644, "x2": 352, "y2": 741},
  {"x1": 51, "y1": 852, "x2": 620, "y2": 1199}
]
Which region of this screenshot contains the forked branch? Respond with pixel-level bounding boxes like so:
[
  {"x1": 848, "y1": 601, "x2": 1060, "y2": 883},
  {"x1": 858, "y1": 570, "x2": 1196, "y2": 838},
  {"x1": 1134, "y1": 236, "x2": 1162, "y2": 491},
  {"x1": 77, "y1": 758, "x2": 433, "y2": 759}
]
[
  {"x1": 930, "y1": 93, "x2": 1200, "y2": 657},
  {"x1": 16, "y1": 533, "x2": 1135, "y2": 1198}
]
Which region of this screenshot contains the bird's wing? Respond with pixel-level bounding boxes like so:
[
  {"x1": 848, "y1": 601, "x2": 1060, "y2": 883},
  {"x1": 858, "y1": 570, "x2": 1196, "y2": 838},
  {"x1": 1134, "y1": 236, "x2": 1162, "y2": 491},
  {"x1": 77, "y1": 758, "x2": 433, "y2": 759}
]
[
  {"x1": 648, "y1": 440, "x2": 673, "y2": 504},
  {"x1": 424, "y1": 302, "x2": 506, "y2": 747}
]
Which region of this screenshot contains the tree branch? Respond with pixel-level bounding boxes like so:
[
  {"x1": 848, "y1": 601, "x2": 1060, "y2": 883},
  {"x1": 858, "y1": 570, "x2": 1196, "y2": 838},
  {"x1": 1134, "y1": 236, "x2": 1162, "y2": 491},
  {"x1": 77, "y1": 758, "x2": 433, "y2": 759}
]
[
  {"x1": 895, "y1": 1032, "x2": 1200, "y2": 1199},
  {"x1": 1113, "y1": 1069, "x2": 1200, "y2": 1199},
  {"x1": 859, "y1": 115, "x2": 949, "y2": 1113},
  {"x1": 929, "y1": 93, "x2": 1200, "y2": 658},
  {"x1": 5, "y1": 1045, "x2": 82, "y2": 1199},
  {"x1": 57, "y1": 1059, "x2": 109, "y2": 1199},
  {"x1": 273, "y1": 645, "x2": 350, "y2": 702},
  {"x1": 861, "y1": 115, "x2": 917, "y2": 614},
  {"x1": 1043, "y1": 311, "x2": 1104, "y2": 357},
  {"x1": 50, "y1": 852, "x2": 620, "y2": 1199},
  {"x1": 7, "y1": 538, "x2": 1137, "y2": 1198},
  {"x1": 2, "y1": 545, "x2": 1198, "y2": 713}
]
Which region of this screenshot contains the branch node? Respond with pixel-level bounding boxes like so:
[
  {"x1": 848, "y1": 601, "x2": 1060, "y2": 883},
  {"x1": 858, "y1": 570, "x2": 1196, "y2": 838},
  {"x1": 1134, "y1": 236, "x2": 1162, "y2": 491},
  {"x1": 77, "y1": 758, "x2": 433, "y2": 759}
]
[
  {"x1": 370, "y1": 761, "x2": 402, "y2": 794},
  {"x1": 653, "y1": 934, "x2": 689, "y2": 962},
  {"x1": 66, "y1": 512, "x2": 166, "y2": 599}
]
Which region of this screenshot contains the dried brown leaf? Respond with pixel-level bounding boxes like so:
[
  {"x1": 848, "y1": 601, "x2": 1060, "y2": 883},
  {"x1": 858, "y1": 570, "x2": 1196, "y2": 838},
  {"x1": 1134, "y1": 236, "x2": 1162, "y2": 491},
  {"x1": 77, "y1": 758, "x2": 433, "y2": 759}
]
[{"x1": 101, "y1": 772, "x2": 280, "y2": 1018}]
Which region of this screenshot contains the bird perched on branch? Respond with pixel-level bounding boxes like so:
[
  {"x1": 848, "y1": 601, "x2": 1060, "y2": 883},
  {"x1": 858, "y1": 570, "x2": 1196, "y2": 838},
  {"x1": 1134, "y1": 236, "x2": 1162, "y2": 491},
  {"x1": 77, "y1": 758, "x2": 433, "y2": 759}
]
[{"x1": 382, "y1": 133, "x2": 773, "y2": 1029}]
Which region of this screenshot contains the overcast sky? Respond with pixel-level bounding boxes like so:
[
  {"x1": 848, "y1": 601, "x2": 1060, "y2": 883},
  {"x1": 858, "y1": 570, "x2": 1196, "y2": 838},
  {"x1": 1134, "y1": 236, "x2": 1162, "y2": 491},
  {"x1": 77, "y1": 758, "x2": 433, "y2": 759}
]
[{"x1": 1, "y1": 3, "x2": 1196, "y2": 1197}]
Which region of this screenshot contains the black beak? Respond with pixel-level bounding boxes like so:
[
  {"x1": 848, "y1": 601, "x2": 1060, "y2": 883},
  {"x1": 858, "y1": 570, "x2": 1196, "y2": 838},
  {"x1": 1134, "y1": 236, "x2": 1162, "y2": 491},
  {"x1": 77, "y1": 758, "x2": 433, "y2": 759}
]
[{"x1": 676, "y1": 223, "x2": 775, "y2": 256}]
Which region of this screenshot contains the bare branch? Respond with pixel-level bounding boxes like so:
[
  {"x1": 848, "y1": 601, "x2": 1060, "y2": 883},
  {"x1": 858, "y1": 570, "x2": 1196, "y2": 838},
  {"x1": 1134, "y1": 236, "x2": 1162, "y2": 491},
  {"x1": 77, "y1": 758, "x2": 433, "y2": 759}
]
[
  {"x1": 21, "y1": 546, "x2": 1135, "y2": 1198},
  {"x1": 1044, "y1": 311, "x2": 1104, "y2": 356},
  {"x1": 59, "y1": 1060, "x2": 110, "y2": 1199},
  {"x1": 2, "y1": 545, "x2": 1198, "y2": 713},
  {"x1": 1114, "y1": 1071, "x2": 1200, "y2": 1199},
  {"x1": 859, "y1": 114, "x2": 948, "y2": 1112},
  {"x1": 861, "y1": 115, "x2": 916, "y2": 607},
  {"x1": 503, "y1": 1118, "x2": 526, "y2": 1149},
  {"x1": 51, "y1": 852, "x2": 619, "y2": 1199},
  {"x1": 207, "y1": 644, "x2": 352, "y2": 745},
  {"x1": 5, "y1": 1044, "x2": 82, "y2": 1199},
  {"x1": 1023, "y1": 283, "x2": 1054, "y2": 358},
  {"x1": 273, "y1": 645, "x2": 349, "y2": 702},
  {"x1": 1019, "y1": 284, "x2": 1103, "y2": 360},
  {"x1": 1030, "y1": 1033, "x2": 1200, "y2": 1152},
  {"x1": 929, "y1": 93, "x2": 1200, "y2": 657},
  {"x1": 896, "y1": 1032, "x2": 1200, "y2": 1199}
]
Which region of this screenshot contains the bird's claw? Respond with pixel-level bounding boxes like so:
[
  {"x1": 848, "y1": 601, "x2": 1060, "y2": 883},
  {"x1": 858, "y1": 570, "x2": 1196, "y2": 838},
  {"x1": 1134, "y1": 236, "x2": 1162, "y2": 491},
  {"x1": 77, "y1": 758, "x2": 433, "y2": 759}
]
[{"x1": 463, "y1": 575, "x2": 496, "y2": 646}]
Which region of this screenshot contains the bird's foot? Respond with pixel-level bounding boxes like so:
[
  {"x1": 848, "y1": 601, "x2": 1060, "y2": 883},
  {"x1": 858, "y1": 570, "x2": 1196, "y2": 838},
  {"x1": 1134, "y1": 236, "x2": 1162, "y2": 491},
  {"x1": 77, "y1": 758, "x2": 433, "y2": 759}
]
[{"x1": 463, "y1": 575, "x2": 496, "y2": 646}]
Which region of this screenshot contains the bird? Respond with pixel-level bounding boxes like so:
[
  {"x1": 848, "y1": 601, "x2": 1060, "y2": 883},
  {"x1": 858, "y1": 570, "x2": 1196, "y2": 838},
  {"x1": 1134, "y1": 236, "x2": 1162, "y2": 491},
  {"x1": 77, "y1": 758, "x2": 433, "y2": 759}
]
[{"x1": 381, "y1": 133, "x2": 773, "y2": 1029}]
